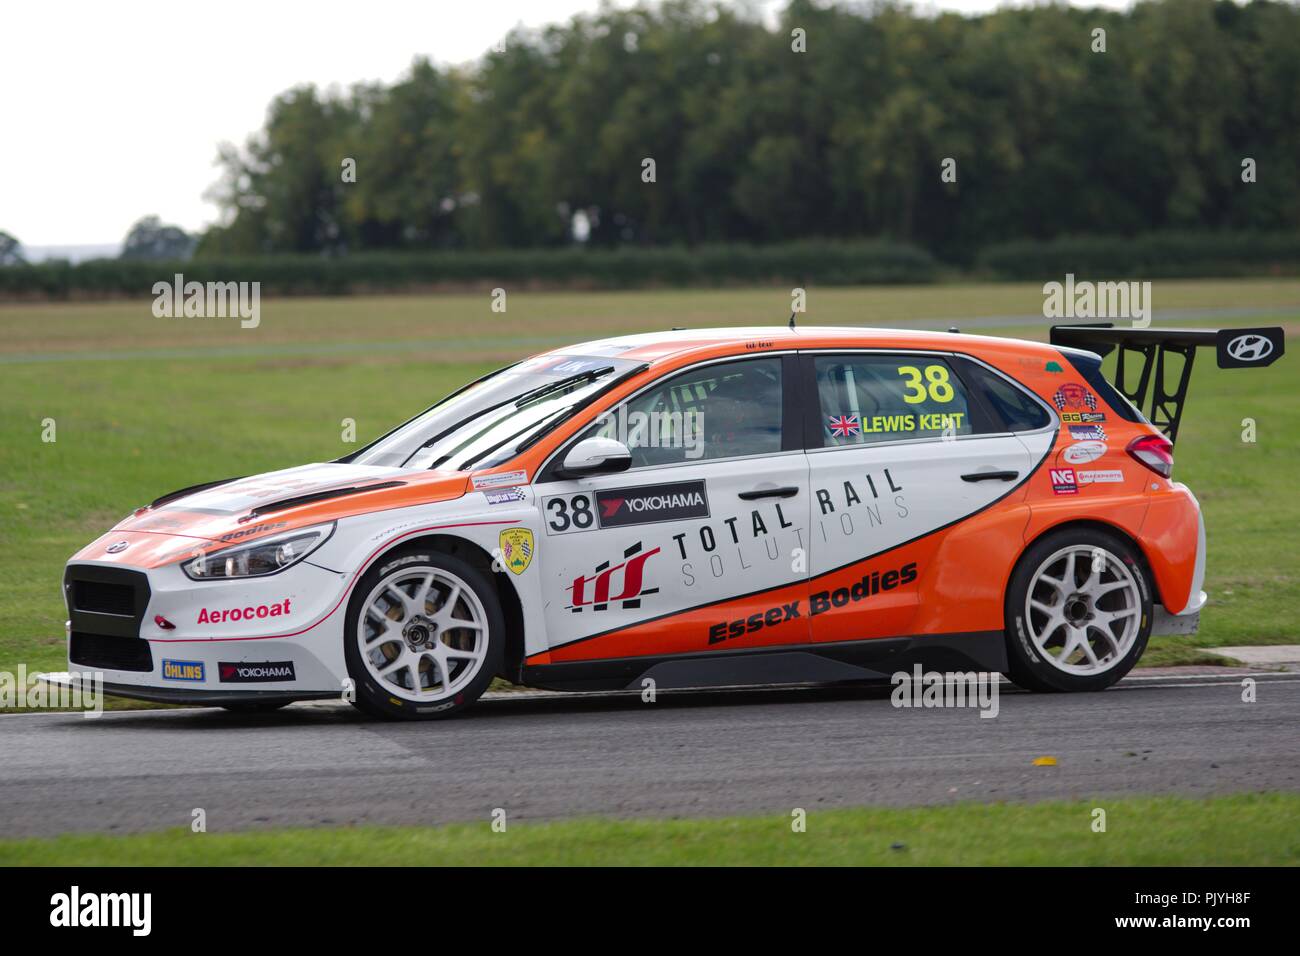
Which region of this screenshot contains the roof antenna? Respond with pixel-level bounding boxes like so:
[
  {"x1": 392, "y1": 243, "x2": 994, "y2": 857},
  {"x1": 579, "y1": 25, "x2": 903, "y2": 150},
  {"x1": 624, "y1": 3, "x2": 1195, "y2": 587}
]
[{"x1": 789, "y1": 311, "x2": 797, "y2": 330}]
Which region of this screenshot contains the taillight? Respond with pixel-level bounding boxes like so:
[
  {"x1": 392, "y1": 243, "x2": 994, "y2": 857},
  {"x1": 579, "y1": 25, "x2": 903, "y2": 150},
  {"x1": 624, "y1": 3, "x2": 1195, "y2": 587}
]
[{"x1": 1127, "y1": 433, "x2": 1174, "y2": 479}]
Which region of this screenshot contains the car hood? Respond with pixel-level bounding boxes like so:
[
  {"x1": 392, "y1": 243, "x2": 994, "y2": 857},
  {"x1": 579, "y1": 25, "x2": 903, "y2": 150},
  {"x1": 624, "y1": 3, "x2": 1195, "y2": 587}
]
[{"x1": 72, "y1": 462, "x2": 472, "y2": 567}]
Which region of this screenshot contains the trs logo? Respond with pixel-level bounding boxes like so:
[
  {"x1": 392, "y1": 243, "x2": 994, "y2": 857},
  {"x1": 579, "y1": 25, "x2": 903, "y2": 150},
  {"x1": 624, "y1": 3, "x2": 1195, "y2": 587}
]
[{"x1": 567, "y1": 542, "x2": 660, "y2": 612}]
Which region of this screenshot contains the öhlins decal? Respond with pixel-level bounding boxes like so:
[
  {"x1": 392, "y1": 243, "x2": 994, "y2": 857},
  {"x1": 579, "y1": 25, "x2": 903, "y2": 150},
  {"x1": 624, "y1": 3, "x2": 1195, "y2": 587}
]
[{"x1": 162, "y1": 659, "x2": 205, "y2": 682}]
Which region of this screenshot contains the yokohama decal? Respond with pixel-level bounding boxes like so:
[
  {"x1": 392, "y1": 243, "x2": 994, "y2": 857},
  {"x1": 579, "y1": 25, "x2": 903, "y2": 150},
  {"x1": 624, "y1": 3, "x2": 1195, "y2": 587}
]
[
  {"x1": 219, "y1": 661, "x2": 296, "y2": 683},
  {"x1": 595, "y1": 480, "x2": 709, "y2": 528}
]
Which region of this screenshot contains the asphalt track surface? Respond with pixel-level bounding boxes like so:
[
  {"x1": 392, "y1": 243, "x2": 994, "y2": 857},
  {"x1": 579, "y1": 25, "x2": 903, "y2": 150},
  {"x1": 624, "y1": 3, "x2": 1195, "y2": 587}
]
[{"x1": 0, "y1": 673, "x2": 1296, "y2": 838}]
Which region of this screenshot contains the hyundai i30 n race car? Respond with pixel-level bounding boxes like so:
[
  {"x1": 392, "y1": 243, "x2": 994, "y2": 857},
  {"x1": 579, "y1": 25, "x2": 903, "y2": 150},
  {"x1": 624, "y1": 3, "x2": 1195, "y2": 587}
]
[{"x1": 51, "y1": 323, "x2": 1284, "y2": 718}]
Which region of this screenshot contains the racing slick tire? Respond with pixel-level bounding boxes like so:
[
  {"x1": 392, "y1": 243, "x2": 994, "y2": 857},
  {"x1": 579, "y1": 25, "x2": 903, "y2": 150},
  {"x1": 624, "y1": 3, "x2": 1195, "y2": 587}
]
[
  {"x1": 344, "y1": 546, "x2": 504, "y2": 721},
  {"x1": 1004, "y1": 527, "x2": 1153, "y2": 693}
]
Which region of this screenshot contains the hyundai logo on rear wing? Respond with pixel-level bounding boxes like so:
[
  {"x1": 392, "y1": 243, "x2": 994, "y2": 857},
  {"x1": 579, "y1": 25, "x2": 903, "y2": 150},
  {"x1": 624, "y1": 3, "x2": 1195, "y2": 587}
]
[{"x1": 1216, "y1": 328, "x2": 1284, "y2": 368}]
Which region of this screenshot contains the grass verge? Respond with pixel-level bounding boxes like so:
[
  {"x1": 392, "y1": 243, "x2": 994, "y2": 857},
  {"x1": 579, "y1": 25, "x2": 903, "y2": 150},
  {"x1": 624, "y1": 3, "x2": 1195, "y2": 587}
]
[{"x1": 1, "y1": 793, "x2": 1296, "y2": 866}]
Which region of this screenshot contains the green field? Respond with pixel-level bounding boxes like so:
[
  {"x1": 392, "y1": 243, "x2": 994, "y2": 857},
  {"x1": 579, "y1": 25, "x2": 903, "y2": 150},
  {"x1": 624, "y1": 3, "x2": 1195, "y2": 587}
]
[
  {"x1": 2, "y1": 793, "x2": 1295, "y2": 866},
  {"x1": 1, "y1": 279, "x2": 1297, "y2": 681}
]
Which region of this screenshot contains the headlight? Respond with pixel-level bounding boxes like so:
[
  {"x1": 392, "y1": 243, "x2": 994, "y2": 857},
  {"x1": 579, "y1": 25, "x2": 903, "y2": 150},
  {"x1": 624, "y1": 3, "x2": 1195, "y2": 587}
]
[{"x1": 182, "y1": 524, "x2": 334, "y2": 580}]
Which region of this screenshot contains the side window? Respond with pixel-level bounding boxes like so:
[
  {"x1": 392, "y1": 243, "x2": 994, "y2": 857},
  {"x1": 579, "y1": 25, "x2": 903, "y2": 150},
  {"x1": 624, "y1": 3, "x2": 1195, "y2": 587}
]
[
  {"x1": 954, "y1": 358, "x2": 1052, "y2": 432},
  {"x1": 813, "y1": 354, "x2": 973, "y2": 447},
  {"x1": 582, "y1": 357, "x2": 783, "y2": 467}
]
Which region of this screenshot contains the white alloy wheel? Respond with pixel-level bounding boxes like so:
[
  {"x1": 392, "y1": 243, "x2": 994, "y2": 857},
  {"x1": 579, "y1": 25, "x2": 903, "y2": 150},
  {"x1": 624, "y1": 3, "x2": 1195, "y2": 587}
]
[
  {"x1": 1024, "y1": 544, "x2": 1142, "y2": 676},
  {"x1": 356, "y1": 565, "x2": 490, "y2": 702}
]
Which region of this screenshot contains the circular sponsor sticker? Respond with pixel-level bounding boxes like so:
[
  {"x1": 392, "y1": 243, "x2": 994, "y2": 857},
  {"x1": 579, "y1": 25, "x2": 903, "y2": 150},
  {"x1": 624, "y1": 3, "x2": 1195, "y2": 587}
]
[{"x1": 1061, "y1": 440, "x2": 1107, "y2": 465}]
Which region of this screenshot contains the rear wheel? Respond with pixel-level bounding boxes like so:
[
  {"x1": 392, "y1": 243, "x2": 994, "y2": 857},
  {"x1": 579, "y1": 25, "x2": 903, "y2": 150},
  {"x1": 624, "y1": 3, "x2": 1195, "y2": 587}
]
[
  {"x1": 1005, "y1": 528, "x2": 1152, "y2": 692},
  {"x1": 344, "y1": 547, "x2": 503, "y2": 720}
]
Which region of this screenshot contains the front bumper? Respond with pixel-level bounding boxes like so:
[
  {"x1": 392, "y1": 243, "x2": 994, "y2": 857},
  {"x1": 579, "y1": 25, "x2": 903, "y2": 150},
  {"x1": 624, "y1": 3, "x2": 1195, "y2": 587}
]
[{"x1": 61, "y1": 556, "x2": 352, "y2": 701}]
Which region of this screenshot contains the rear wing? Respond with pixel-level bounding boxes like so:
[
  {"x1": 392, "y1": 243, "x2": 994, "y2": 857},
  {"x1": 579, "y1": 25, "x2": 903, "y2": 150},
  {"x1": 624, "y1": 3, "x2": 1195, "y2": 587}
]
[{"x1": 1049, "y1": 324, "x2": 1285, "y2": 445}]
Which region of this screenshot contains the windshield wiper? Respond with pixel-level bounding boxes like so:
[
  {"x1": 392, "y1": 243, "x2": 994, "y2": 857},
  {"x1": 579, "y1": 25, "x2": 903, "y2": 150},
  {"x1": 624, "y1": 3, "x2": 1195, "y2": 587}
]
[
  {"x1": 513, "y1": 366, "x2": 614, "y2": 408},
  {"x1": 397, "y1": 367, "x2": 613, "y2": 467},
  {"x1": 458, "y1": 408, "x2": 572, "y2": 471},
  {"x1": 515, "y1": 362, "x2": 651, "y2": 454}
]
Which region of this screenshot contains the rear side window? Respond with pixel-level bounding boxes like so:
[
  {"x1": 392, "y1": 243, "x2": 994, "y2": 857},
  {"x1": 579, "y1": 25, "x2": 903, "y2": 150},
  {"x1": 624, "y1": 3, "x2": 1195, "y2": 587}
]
[
  {"x1": 812, "y1": 355, "x2": 975, "y2": 447},
  {"x1": 1062, "y1": 351, "x2": 1148, "y2": 423},
  {"x1": 953, "y1": 358, "x2": 1052, "y2": 432}
]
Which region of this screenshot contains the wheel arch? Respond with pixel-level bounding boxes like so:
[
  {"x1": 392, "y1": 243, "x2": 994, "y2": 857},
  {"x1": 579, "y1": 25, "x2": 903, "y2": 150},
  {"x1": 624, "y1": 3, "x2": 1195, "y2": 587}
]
[
  {"x1": 365, "y1": 533, "x2": 526, "y2": 683},
  {"x1": 1020, "y1": 518, "x2": 1162, "y2": 607}
]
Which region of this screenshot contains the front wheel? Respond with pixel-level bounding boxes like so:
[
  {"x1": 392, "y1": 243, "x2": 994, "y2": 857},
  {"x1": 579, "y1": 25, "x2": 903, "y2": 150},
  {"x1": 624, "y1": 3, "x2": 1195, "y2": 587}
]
[
  {"x1": 1004, "y1": 528, "x2": 1153, "y2": 692},
  {"x1": 344, "y1": 547, "x2": 504, "y2": 720}
]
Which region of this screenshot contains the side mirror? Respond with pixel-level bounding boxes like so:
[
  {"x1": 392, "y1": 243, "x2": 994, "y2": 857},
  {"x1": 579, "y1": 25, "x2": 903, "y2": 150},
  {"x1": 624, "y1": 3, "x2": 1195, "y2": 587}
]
[{"x1": 560, "y1": 437, "x2": 632, "y2": 478}]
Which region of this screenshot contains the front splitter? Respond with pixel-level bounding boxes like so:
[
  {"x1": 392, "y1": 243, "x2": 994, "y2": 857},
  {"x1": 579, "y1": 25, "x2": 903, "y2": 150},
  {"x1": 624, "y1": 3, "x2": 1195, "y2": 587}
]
[{"x1": 38, "y1": 671, "x2": 343, "y2": 706}]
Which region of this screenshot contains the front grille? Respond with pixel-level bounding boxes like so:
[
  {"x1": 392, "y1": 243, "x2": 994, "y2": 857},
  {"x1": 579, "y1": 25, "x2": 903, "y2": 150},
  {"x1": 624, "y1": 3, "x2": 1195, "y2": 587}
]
[
  {"x1": 72, "y1": 580, "x2": 135, "y2": 616},
  {"x1": 64, "y1": 564, "x2": 151, "y2": 639},
  {"x1": 69, "y1": 632, "x2": 154, "y2": 672}
]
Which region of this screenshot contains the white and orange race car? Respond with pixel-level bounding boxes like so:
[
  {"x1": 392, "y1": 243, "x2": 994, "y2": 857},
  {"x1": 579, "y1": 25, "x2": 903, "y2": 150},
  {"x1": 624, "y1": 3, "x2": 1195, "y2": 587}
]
[{"x1": 50, "y1": 323, "x2": 1284, "y2": 718}]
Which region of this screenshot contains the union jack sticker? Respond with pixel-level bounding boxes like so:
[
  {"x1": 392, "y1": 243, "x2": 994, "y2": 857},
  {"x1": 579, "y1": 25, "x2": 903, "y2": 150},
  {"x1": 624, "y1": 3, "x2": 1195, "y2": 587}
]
[{"x1": 828, "y1": 414, "x2": 861, "y2": 437}]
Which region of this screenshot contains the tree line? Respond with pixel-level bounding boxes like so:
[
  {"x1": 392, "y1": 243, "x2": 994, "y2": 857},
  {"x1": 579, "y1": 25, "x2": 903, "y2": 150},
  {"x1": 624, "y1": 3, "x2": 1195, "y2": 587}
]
[{"x1": 189, "y1": 0, "x2": 1299, "y2": 263}]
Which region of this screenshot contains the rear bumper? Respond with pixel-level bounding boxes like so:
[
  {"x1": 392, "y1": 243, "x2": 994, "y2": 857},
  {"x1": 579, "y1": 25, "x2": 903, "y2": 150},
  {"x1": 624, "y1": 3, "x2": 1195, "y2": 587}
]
[
  {"x1": 1140, "y1": 483, "x2": 1207, "y2": 618},
  {"x1": 1152, "y1": 591, "x2": 1206, "y2": 635}
]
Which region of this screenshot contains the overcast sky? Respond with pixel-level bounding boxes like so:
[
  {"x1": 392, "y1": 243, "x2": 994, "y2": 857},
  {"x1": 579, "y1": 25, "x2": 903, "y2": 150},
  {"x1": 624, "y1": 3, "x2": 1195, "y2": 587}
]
[{"x1": 0, "y1": 0, "x2": 1135, "y2": 247}]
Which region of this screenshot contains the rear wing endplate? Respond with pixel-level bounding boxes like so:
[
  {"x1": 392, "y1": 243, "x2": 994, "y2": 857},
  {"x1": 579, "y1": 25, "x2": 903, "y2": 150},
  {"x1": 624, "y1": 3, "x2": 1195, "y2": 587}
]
[{"x1": 1049, "y1": 324, "x2": 1285, "y2": 445}]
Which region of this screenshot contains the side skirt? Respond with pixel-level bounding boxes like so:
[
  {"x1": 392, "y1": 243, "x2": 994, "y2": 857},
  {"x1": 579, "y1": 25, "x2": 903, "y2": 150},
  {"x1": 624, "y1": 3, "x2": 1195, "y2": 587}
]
[{"x1": 521, "y1": 631, "x2": 1007, "y2": 692}]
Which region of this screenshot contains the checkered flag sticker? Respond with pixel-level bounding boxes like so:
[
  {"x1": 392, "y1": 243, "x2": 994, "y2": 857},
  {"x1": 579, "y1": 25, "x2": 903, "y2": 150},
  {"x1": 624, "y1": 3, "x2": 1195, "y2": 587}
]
[{"x1": 1053, "y1": 386, "x2": 1098, "y2": 411}]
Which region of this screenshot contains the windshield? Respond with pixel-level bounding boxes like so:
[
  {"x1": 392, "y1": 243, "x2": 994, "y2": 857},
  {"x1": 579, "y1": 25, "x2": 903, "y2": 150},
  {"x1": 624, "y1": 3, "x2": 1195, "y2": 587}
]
[{"x1": 350, "y1": 355, "x2": 643, "y2": 471}]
